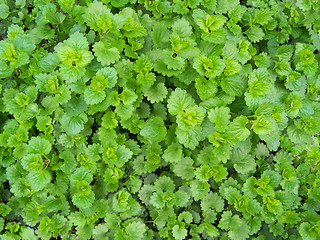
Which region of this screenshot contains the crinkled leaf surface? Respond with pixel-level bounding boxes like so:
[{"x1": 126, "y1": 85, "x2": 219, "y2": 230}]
[{"x1": 0, "y1": 1, "x2": 319, "y2": 240}]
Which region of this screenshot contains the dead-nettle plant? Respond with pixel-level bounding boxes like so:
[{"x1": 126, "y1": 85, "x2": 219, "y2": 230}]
[{"x1": 0, "y1": 0, "x2": 320, "y2": 239}]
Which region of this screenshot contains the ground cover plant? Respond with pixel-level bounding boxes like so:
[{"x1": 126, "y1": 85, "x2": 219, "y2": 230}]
[{"x1": 0, "y1": 0, "x2": 320, "y2": 239}]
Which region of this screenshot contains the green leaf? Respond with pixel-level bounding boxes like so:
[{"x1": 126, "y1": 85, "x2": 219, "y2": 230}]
[
  {"x1": 84, "y1": 87, "x2": 106, "y2": 105},
  {"x1": 38, "y1": 53, "x2": 59, "y2": 72},
  {"x1": 125, "y1": 222, "x2": 146, "y2": 239},
  {"x1": 172, "y1": 18, "x2": 193, "y2": 37},
  {"x1": 43, "y1": 3, "x2": 66, "y2": 24},
  {"x1": 193, "y1": 55, "x2": 226, "y2": 78},
  {"x1": 173, "y1": 157, "x2": 194, "y2": 180},
  {"x1": 254, "y1": 52, "x2": 271, "y2": 68},
  {"x1": 223, "y1": 60, "x2": 241, "y2": 76},
  {"x1": 27, "y1": 170, "x2": 51, "y2": 191},
  {"x1": 101, "y1": 111, "x2": 118, "y2": 129},
  {"x1": 70, "y1": 167, "x2": 94, "y2": 209},
  {"x1": 176, "y1": 105, "x2": 206, "y2": 130},
  {"x1": 18, "y1": 103, "x2": 39, "y2": 121},
  {"x1": 212, "y1": 164, "x2": 228, "y2": 182},
  {"x1": 287, "y1": 124, "x2": 312, "y2": 145},
  {"x1": 190, "y1": 180, "x2": 210, "y2": 201},
  {"x1": 219, "y1": 211, "x2": 250, "y2": 240},
  {"x1": 296, "y1": 0, "x2": 312, "y2": 11},
  {"x1": 192, "y1": 9, "x2": 209, "y2": 32},
  {"x1": 57, "y1": 0, "x2": 75, "y2": 12},
  {"x1": 72, "y1": 190, "x2": 95, "y2": 210},
  {"x1": 55, "y1": 32, "x2": 93, "y2": 65},
  {"x1": 152, "y1": 22, "x2": 170, "y2": 48},
  {"x1": 93, "y1": 42, "x2": 120, "y2": 66},
  {"x1": 59, "y1": 65, "x2": 86, "y2": 84},
  {"x1": 196, "y1": 164, "x2": 228, "y2": 183},
  {"x1": 20, "y1": 227, "x2": 37, "y2": 240},
  {"x1": 0, "y1": 4, "x2": 9, "y2": 19},
  {"x1": 176, "y1": 125, "x2": 203, "y2": 150},
  {"x1": 143, "y1": 83, "x2": 168, "y2": 103},
  {"x1": 276, "y1": 45, "x2": 294, "y2": 61},
  {"x1": 111, "y1": 0, "x2": 129, "y2": 8},
  {"x1": 202, "y1": 0, "x2": 217, "y2": 10},
  {"x1": 253, "y1": 9, "x2": 273, "y2": 25},
  {"x1": 150, "y1": 192, "x2": 165, "y2": 209},
  {"x1": 120, "y1": 8, "x2": 147, "y2": 38},
  {"x1": 227, "y1": 116, "x2": 250, "y2": 141},
  {"x1": 275, "y1": 60, "x2": 291, "y2": 76},
  {"x1": 175, "y1": 189, "x2": 190, "y2": 207},
  {"x1": 284, "y1": 92, "x2": 302, "y2": 118},
  {"x1": 178, "y1": 212, "x2": 193, "y2": 224},
  {"x1": 201, "y1": 192, "x2": 225, "y2": 213},
  {"x1": 299, "y1": 222, "x2": 320, "y2": 240},
  {"x1": 162, "y1": 50, "x2": 186, "y2": 70},
  {"x1": 95, "y1": 67, "x2": 118, "y2": 89},
  {"x1": 208, "y1": 106, "x2": 231, "y2": 132},
  {"x1": 120, "y1": 89, "x2": 138, "y2": 105},
  {"x1": 172, "y1": 224, "x2": 187, "y2": 240},
  {"x1": 113, "y1": 145, "x2": 133, "y2": 167},
  {"x1": 115, "y1": 104, "x2": 134, "y2": 120},
  {"x1": 220, "y1": 75, "x2": 246, "y2": 97},
  {"x1": 201, "y1": 28, "x2": 227, "y2": 44},
  {"x1": 255, "y1": 143, "x2": 269, "y2": 159},
  {"x1": 93, "y1": 224, "x2": 109, "y2": 240},
  {"x1": 233, "y1": 154, "x2": 256, "y2": 174},
  {"x1": 59, "y1": 151, "x2": 76, "y2": 174},
  {"x1": 252, "y1": 115, "x2": 273, "y2": 135},
  {"x1": 140, "y1": 116, "x2": 167, "y2": 143},
  {"x1": 195, "y1": 77, "x2": 218, "y2": 100},
  {"x1": 84, "y1": 1, "x2": 120, "y2": 32},
  {"x1": 60, "y1": 112, "x2": 88, "y2": 135},
  {"x1": 27, "y1": 137, "x2": 51, "y2": 155},
  {"x1": 245, "y1": 25, "x2": 265, "y2": 43},
  {"x1": 216, "y1": 0, "x2": 239, "y2": 13},
  {"x1": 71, "y1": 166, "x2": 93, "y2": 183},
  {"x1": 163, "y1": 142, "x2": 183, "y2": 163},
  {"x1": 125, "y1": 176, "x2": 142, "y2": 193},
  {"x1": 167, "y1": 88, "x2": 195, "y2": 115},
  {"x1": 285, "y1": 71, "x2": 306, "y2": 91}
]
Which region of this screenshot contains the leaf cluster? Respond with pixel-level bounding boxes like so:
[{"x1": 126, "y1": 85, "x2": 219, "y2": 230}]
[{"x1": 0, "y1": 0, "x2": 320, "y2": 239}]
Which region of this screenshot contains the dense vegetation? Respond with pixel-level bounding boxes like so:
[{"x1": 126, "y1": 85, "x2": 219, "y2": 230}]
[{"x1": 0, "y1": 0, "x2": 320, "y2": 239}]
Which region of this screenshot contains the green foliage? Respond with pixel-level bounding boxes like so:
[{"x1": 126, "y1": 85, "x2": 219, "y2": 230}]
[{"x1": 0, "y1": 0, "x2": 320, "y2": 239}]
